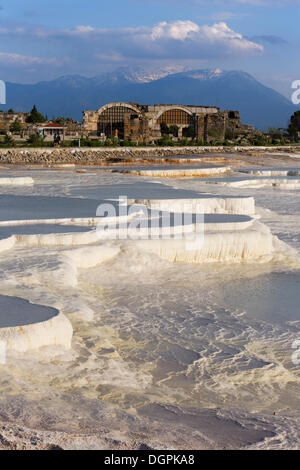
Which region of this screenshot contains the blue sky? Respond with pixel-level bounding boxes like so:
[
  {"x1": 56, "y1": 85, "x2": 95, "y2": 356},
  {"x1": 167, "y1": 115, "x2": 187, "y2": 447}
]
[{"x1": 0, "y1": 0, "x2": 299, "y2": 98}]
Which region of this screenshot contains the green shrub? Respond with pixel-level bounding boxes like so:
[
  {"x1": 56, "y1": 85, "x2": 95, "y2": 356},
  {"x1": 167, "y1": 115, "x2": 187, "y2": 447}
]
[
  {"x1": 27, "y1": 133, "x2": 45, "y2": 146},
  {"x1": 120, "y1": 140, "x2": 137, "y2": 147},
  {"x1": 1, "y1": 134, "x2": 15, "y2": 146},
  {"x1": 155, "y1": 134, "x2": 174, "y2": 146},
  {"x1": 213, "y1": 140, "x2": 224, "y2": 146},
  {"x1": 10, "y1": 119, "x2": 22, "y2": 133},
  {"x1": 178, "y1": 138, "x2": 189, "y2": 146},
  {"x1": 5, "y1": 135, "x2": 15, "y2": 145}
]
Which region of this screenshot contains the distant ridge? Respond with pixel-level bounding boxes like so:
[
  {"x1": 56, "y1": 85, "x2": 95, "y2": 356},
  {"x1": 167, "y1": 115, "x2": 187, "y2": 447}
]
[{"x1": 3, "y1": 67, "x2": 298, "y2": 129}]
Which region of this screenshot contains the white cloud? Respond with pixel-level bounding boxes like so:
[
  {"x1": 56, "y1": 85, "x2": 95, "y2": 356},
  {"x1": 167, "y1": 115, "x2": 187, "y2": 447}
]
[
  {"x1": 151, "y1": 20, "x2": 200, "y2": 41},
  {"x1": 147, "y1": 20, "x2": 263, "y2": 54},
  {"x1": 0, "y1": 20, "x2": 264, "y2": 73},
  {"x1": 0, "y1": 52, "x2": 58, "y2": 65},
  {"x1": 59, "y1": 20, "x2": 264, "y2": 57},
  {"x1": 201, "y1": 22, "x2": 263, "y2": 52},
  {"x1": 73, "y1": 25, "x2": 95, "y2": 34}
]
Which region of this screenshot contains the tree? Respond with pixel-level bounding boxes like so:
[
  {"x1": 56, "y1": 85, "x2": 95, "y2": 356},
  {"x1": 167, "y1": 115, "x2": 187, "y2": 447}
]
[
  {"x1": 10, "y1": 119, "x2": 22, "y2": 133},
  {"x1": 52, "y1": 117, "x2": 65, "y2": 124},
  {"x1": 288, "y1": 111, "x2": 300, "y2": 141},
  {"x1": 160, "y1": 122, "x2": 170, "y2": 135},
  {"x1": 169, "y1": 125, "x2": 179, "y2": 137},
  {"x1": 26, "y1": 105, "x2": 46, "y2": 124}
]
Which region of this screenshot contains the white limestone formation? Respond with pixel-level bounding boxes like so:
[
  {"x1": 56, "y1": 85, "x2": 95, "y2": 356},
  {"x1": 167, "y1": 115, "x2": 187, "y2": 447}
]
[
  {"x1": 117, "y1": 167, "x2": 230, "y2": 177},
  {"x1": 0, "y1": 214, "x2": 140, "y2": 228},
  {"x1": 137, "y1": 221, "x2": 275, "y2": 263},
  {"x1": 225, "y1": 178, "x2": 300, "y2": 189},
  {"x1": 17, "y1": 230, "x2": 100, "y2": 247},
  {"x1": 128, "y1": 197, "x2": 256, "y2": 215},
  {"x1": 0, "y1": 297, "x2": 73, "y2": 353},
  {"x1": 239, "y1": 169, "x2": 300, "y2": 177},
  {"x1": 0, "y1": 235, "x2": 16, "y2": 253},
  {"x1": 0, "y1": 177, "x2": 34, "y2": 185}
]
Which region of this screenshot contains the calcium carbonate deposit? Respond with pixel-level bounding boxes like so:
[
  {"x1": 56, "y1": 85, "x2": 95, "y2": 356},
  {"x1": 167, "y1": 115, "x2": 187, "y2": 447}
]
[
  {"x1": 128, "y1": 196, "x2": 256, "y2": 215},
  {"x1": 0, "y1": 176, "x2": 34, "y2": 186},
  {"x1": 0, "y1": 296, "x2": 72, "y2": 353},
  {"x1": 116, "y1": 165, "x2": 230, "y2": 177},
  {"x1": 224, "y1": 178, "x2": 300, "y2": 189},
  {"x1": 0, "y1": 160, "x2": 299, "y2": 450}
]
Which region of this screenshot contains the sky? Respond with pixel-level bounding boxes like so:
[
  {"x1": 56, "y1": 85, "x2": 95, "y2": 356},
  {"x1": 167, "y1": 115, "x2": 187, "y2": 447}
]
[{"x1": 0, "y1": 0, "x2": 299, "y2": 98}]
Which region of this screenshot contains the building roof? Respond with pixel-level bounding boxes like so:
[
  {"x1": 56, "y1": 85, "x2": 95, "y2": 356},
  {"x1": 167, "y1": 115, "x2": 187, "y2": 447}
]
[{"x1": 40, "y1": 123, "x2": 64, "y2": 129}]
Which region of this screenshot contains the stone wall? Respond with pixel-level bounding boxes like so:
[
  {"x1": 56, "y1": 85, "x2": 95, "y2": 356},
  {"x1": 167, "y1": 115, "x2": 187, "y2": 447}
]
[
  {"x1": 0, "y1": 112, "x2": 29, "y2": 130},
  {"x1": 123, "y1": 115, "x2": 150, "y2": 142},
  {"x1": 206, "y1": 112, "x2": 227, "y2": 142},
  {"x1": 0, "y1": 146, "x2": 299, "y2": 165},
  {"x1": 82, "y1": 110, "x2": 98, "y2": 134}
]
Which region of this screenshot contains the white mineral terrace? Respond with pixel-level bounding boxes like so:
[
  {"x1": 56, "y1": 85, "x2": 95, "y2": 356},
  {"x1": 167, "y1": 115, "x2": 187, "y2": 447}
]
[
  {"x1": 0, "y1": 212, "x2": 255, "y2": 248},
  {"x1": 0, "y1": 214, "x2": 141, "y2": 227},
  {"x1": 115, "y1": 166, "x2": 231, "y2": 177},
  {"x1": 0, "y1": 176, "x2": 34, "y2": 186},
  {"x1": 127, "y1": 196, "x2": 256, "y2": 215},
  {"x1": 0, "y1": 242, "x2": 122, "y2": 352},
  {"x1": 0, "y1": 207, "x2": 279, "y2": 263},
  {"x1": 0, "y1": 160, "x2": 300, "y2": 450},
  {"x1": 238, "y1": 168, "x2": 300, "y2": 177},
  {"x1": 17, "y1": 230, "x2": 100, "y2": 247},
  {"x1": 0, "y1": 166, "x2": 297, "y2": 356},
  {"x1": 0, "y1": 296, "x2": 73, "y2": 353},
  {"x1": 0, "y1": 235, "x2": 16, "y2": 253},
  {"x1": 136, "y1": 220, "x2": 275, "y2": 263},
  {"x1": 224, "y1": 178, "x2": 300, "y2": 189}
]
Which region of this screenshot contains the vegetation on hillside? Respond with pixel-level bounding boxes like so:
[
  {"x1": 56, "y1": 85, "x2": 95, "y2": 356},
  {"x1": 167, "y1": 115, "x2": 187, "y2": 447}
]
[{"x1": 25, "y1": 105, "x2": 47, "y2": 124}]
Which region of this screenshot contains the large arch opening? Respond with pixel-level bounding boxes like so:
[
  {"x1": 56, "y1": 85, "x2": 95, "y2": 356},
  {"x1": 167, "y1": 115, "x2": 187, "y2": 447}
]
[
  {"x1": 157, "y1": 108, "x2": 193, "y2": 125},
  {"x1": 98, "y1": 104, "x2": 140, "y2": 139},
  {"x1": 157, "y1": 108, "x2": 195, "y2": 138}
]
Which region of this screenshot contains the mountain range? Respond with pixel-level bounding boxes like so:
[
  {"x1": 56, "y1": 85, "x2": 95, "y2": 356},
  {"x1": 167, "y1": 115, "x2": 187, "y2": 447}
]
[{"x1": 2, "y1": 66, "x2": 298, "y2": 130}]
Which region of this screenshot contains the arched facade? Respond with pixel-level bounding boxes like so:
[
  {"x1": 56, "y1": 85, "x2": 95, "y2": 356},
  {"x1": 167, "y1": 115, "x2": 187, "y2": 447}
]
[
  {"x1": 156, "y1": 106, "x2": 194, "y2": 125},
  {"x1": 82, "y1": 102, "x2": 243, "y2": 143},
  {"x1": 97, "y1": 102, "x2": 142, "y2": 117},
  {"x1": 97, "y1": 102, "x2": 141, "y2": 139}
]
